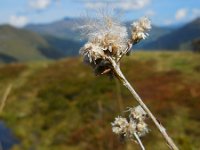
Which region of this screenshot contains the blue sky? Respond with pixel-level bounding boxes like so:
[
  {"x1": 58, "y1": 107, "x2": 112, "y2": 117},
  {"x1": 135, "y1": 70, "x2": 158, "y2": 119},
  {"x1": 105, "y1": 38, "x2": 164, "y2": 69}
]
[{"x1": 0, "y1": 0, "x2": 200, "y2": 27}]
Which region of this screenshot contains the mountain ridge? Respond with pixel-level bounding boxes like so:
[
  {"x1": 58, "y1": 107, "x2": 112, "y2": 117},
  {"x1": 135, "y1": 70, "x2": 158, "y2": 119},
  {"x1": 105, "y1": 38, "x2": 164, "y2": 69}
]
[
  {"x1": 142, "y1": 18, "x2": 200, "y2": 50},
  {"x1": 0, "y1": 17, "x2": 199, "y2": 63}
]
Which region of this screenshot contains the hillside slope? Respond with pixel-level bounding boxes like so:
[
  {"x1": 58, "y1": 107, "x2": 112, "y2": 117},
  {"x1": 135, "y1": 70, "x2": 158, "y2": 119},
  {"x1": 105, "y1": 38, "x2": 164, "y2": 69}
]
[
  {"x1": 25, "y1": 17, "x2": 86, "y2": 56},
  {"x1": 0, "y1": 25, "x2": 64, "y2": 62},
  {"x1": 143, "y1": 18, "x2": 200, "y2": 50},
  {"x1": 43, "y1": 35, "x2": 83, "y2": 56}
]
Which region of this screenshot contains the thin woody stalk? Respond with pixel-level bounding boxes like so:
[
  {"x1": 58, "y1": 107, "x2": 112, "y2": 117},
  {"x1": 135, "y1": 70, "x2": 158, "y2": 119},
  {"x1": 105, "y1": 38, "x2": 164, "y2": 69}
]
[
  {"x1": 109, "y1": 58, "x2": 178, "y2": 150},
  {"x1": 134, "y1": 132, "x2": 145, "y2": 150}
]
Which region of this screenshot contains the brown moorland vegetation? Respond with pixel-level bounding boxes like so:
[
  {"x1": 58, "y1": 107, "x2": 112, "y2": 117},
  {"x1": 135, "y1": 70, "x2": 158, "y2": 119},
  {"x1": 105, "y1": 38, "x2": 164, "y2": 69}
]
[{"x1": 0, "y1": 51, "x2": 200, "y2": 150}]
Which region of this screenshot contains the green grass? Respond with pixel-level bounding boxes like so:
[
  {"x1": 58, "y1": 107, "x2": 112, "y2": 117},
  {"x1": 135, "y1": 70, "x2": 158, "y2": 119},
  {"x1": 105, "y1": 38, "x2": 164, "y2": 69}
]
[
  {"x1": 0, "y1": 25, "x2": 48, "y2": 61},
  {"x1": 0, "y1": 25, "x2": 63, "y2": 62},
  {"x1": 0, "y1": 51, "x2": 200, "y2": 150}
]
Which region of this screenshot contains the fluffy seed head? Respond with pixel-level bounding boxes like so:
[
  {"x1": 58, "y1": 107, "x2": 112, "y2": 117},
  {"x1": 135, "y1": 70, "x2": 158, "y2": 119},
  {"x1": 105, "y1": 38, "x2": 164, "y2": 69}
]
[
  {"x1": 129, "y1": 105, "x2": 147, "y2": 121},
  {"x1": 79, "y1": 14, "x2": 151, "y2": 76},
  {"x1": 136, "y1": 121, "x2": 149, "y2": 137},
  {"x1": 79, "y1": 15, "x2": 128, "y2": 63},
  {"x1": 112, "y1": 105, "x2": 149, "y2": 140},
  {"x1": 131, "y1": 17, "x2": 151, "y2": 42},
  {"x1": 111, "y1": 116, "x2": 129, "y2": 135}
]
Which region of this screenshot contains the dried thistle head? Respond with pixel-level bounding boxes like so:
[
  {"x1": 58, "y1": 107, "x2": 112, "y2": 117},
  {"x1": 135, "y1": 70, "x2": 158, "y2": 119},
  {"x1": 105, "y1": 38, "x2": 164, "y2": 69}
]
[
  {"x1": 80, "y1": 16, "x2": 128, "y2": 61},
  {"x1": 131, "y1": 17, "x2": 151, "y2": 43},
  {"x1": 129, "y1": 105, "x2": 148, "y2": 121},
  {"x1": 111, "y1": 116, "x2": 129, "y2": 135},
  {"x1": 136, "y1": 121, "x2": 149, "y2": 137},
  {"x1": 79, "y1": 14, "x2": 129, "y2": 75},
  {"x1": 111, "y1": 106, "x2": 149, "y2": 140},
  {"x1": 79, "y1": 14, "x2": 151, "y2": 76}
]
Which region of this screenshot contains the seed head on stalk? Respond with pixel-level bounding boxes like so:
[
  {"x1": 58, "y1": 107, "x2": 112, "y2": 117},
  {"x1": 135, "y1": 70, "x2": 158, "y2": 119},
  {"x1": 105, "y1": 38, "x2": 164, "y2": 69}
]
[
  {"x1": 79, "y1": 15, "x2": 151, "y2": 76},
  {"x1": 131, "y1": 17, "x2": 151, "y2": 43},
  {"x1": 111, "y1": 106, "x2": 149, "y2": 140},
  {"x1": 79, "y1": 13, "x2": 179, "y2": 150}
]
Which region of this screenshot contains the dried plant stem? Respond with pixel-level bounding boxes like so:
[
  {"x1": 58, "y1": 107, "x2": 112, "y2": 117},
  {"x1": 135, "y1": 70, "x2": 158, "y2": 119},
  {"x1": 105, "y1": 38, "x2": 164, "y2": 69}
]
[
  {"x1": 0, "y1": 84, "x2": 12, "y2": 114},
  {"x1": 109, "y1": 58, "x2": 178, "y2": 150},
  {"x1": 134, "y1": 132, "x2": 145, "y2": 150}
]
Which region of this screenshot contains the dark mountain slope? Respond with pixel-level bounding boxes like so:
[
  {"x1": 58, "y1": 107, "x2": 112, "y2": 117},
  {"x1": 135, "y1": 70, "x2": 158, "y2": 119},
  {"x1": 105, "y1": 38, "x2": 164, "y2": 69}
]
[{"x1": 143, "y1": 18, "x2": 200, "y2": 50}]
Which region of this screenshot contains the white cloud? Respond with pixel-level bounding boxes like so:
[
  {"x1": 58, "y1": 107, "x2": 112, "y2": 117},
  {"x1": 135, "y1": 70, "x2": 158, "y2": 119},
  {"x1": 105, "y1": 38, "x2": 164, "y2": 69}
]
[
  {"x1": 175, "y1": 8, "x2": 188, "y2": 20},
  {"x1": 9, "y1": 15, "x2": 28, "y2": 28},
  {"x1": 85, "y1": 2, "x2": 106, "y2": 10},
  {"x1": 116, "y1": 0, "x2": 150, "y2": 10},
  {"x1": 29, "y1": 0, "x2": 51, "y2": 10},
  {"x1": 85, "y1": 0, "x2": 150, "y2": 11},
  {"x1": 145, "y1": 10, "x2": 155, "y2": 17}
]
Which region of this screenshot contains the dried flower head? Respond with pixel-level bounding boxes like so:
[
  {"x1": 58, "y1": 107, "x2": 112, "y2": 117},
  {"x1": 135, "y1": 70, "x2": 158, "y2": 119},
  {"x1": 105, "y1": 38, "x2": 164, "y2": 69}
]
[
  {"x1": 79, "y1": 15, "x2": 130, "y2": 75},
  {"x1": 79, "y1": 14, "x2": 151, "y2": 76},
  {"x1": 80, "y1": 15, "x2": 128, "y2": 61},
  {"x1": 111, "y1": 116, "x2": 129, "y2": 135},
  {"x1": 131, "y1": 17, "x2": 151, "y2": 43},
  {"x1": 136, "y1": 121, "x2": 149, "y2": 137},
  {"x1": 111, "y1": 106, "x2": 149, "y2": 140},
  {"x1": 111, "y1": 116, "x2": 137, "y2": 139},
  {"x1": 129, "y1": 105, "x2": 147, "y2": 121}
]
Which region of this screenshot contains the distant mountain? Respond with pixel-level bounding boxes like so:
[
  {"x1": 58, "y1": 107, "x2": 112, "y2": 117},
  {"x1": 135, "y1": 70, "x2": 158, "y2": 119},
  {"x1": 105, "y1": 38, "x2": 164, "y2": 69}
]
[
  {"x1": 25, "y1": 17, "x2": 83, "y2": 40},
  {"x1": 0, "y1": 25, "x2": 64, "y2": 63},
  {"x1": 5, "y1": 17, "x2": 199, "y2": 63},
  {"x1": 143, "y1": 18, "x2": 200, "y2": 50},
  {"x1": 25, "y1": 17, "x2": 173, "y2": 51},
  {"x1": 25, "y1": 17, "x2": 85, "y2": 56},
  {"x1": 27, "y1": 18, "x2": 172, "y2": 44},
  {"x1": 43, "y1": 35, "x2": 83, "y2": 56}
]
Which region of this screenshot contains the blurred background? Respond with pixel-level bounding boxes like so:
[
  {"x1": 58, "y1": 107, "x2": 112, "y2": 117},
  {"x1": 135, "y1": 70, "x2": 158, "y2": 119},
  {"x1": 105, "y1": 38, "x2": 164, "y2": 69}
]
[{"x1": 0, "y1": 0, "x2": 200, "y2": 150}]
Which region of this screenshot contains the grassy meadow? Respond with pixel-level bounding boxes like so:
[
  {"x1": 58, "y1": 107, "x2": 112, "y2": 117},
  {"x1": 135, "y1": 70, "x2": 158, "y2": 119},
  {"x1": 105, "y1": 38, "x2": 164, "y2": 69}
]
[{"x1": 0, "y1": 51, "x2": 200, "y2": 150}]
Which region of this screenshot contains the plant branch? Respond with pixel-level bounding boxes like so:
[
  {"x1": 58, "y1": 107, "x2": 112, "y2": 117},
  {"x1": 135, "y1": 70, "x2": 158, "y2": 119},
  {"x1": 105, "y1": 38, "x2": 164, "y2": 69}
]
[
  {"x1": 134, "y1": 132, "x2": 145, "y2": 150},
  {"x1": 0, "y1": 84, "x2": 12, "y2": 115},
  {"x1": 108, "y1": 58, "x2": 178, "y2": 150},
  {"x1": 117, "y1": 42, "x2": 133, "y2": 63}
]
